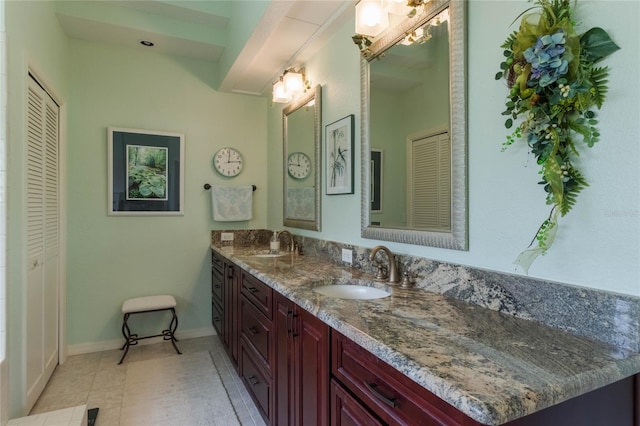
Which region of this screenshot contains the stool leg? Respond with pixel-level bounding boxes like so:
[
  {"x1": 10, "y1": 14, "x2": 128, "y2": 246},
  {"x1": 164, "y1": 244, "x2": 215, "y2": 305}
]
[
  {"x1": 119, "y1": 313, "x2": 132, "y2": 364},
  {"x1": 163, "y1": 308, "x2": 182, "y2": 355}
]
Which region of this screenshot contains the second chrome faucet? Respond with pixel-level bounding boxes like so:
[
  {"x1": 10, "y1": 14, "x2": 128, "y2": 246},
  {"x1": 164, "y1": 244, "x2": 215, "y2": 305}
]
[{"x1": 369, "y1": 245, "x2": 400, "y2": 283}]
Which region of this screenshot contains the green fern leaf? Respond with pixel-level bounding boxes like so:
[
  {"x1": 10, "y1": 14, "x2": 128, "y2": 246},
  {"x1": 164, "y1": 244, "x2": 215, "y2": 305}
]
[
  {"x1": 500, "y1": 31, "x2": 519, "y2": 50},
  {"x1": 589, "y1": 66, "x2": 610, "y2": 108}
]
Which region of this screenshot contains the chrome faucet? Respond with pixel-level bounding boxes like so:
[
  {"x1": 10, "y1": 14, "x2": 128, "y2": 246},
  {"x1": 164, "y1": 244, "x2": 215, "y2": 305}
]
[{"x1": 369, "y1": 245, "x2": 400, "y2": 283}]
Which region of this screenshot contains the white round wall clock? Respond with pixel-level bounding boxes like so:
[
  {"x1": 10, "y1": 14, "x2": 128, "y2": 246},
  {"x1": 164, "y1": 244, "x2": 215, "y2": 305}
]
[
  {"x1": 213, "y1": 147, "x2": 243, "y2": 177},
  {"x1": 287, "y1": 152, "x2": 312, "y2": 179}
]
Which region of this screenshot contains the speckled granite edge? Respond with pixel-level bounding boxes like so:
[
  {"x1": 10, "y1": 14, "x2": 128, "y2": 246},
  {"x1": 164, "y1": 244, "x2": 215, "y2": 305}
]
[{"x1": 212, "y1": 231, "x2": 640, "y2": 353}]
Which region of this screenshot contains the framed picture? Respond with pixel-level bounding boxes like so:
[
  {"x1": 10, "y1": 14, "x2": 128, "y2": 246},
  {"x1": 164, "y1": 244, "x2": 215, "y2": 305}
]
[
  {"x1": 108, "y1": 127, "x2": 185, "y2": 215},
  {"x1": 325, "y1": 114, "x2": 354, "y2": 195},
  {"x1": 371, "y1": 149, "x2": 383, "y2": 212}
]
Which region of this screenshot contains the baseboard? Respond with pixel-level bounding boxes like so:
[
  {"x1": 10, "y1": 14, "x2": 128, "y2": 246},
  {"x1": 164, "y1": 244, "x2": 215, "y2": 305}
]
[{"x1": 66, "y1": 327, "x2": 216, "y2": 356}]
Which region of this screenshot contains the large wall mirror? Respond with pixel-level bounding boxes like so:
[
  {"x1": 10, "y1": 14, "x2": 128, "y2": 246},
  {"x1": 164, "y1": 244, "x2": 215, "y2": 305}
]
[
  {"x1": 283, "y1": 85, "x2": 322, "y2": 230},
  {"x1": 361, "y1": 0, "x2": 467, "y2": 250}
]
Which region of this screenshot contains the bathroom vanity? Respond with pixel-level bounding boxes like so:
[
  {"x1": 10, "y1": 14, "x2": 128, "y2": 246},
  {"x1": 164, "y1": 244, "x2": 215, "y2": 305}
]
[{"x1": 210, "y1": 239, "x2": 640, "y2": 426}]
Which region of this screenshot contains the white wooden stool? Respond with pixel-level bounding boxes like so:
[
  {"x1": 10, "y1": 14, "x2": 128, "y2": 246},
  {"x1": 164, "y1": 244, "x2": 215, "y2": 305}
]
[{"x1": 119, "y1": 295, "x2": 181, "y2": 364}]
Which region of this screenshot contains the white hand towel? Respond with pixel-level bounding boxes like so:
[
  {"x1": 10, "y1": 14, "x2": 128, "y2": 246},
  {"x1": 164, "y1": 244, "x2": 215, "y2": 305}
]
[{"x1": 211, "y1": 185, "x2": 253, "y2": 221}]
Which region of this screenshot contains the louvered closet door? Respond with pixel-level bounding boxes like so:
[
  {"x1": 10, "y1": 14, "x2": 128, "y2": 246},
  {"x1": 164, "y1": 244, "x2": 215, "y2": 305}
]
[
  {"x1": 26, "y1": 76, "x2": 59, "y2": 411},
  {"x1": 407, "y1": 132, "x2": 451, "y2": 231}
]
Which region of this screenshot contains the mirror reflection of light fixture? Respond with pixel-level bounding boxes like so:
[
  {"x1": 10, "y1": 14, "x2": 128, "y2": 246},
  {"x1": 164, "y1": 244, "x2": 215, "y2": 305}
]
[
  {"x1": 355, "y1": 0, "x2": 389, "y2": 37},
  {"x1": 272, "y1": 68, "x2": 308, "y2": 103}
]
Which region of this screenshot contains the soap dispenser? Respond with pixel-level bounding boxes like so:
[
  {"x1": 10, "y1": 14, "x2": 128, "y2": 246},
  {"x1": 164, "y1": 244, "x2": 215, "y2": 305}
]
[{"x1": 270, "y1": 231, "x2": 280, "y2": 252}]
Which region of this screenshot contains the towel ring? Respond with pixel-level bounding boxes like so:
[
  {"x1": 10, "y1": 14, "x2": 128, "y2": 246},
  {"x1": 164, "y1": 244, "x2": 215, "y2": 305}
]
[{"x1": 204, "y1": 183, "x2": 256, "y2": 191}]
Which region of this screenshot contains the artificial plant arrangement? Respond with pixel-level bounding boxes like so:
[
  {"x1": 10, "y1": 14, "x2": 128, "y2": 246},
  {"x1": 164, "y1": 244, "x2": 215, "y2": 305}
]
[{"x1": 496, "y1": 0, "x2": 619, "y2": 273}]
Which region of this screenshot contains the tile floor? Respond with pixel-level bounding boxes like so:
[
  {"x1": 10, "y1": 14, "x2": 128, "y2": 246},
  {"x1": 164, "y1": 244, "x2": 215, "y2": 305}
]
[{"x1": 30, "y1": 336, "x2": 266, "y2": 426}]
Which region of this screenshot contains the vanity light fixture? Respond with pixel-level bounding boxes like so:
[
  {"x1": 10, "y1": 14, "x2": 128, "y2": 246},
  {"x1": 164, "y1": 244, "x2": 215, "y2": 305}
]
[
  {"x1": 355, "y1": 0, "x2": 389, "y2": 37},
  {"x1": 272, "y1": 68, "x2": 309, "y2": 104},
  {"x1": 272, "y1": 79, "x2": 291, "y2": 103}
]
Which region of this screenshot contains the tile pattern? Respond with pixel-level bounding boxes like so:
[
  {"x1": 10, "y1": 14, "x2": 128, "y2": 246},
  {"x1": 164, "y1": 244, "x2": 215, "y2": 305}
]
[
  {"x1": 211, "y1": 242, "x2": 640, "y2": 425},
  {"x1": 31, "y1": 337, "x2": 265, "y2": 426}
]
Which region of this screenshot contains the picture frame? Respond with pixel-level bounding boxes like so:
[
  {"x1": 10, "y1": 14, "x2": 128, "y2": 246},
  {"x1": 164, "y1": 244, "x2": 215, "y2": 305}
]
[
  {"x1": 325, "y1": 114, "x2": 354, "y2": 195},
  {"x1": 108, "y1": 127, "x2": 185, "y2": 215},
  {"x1": 370, "y1": 149, "x2": 383, "y2": 212}
]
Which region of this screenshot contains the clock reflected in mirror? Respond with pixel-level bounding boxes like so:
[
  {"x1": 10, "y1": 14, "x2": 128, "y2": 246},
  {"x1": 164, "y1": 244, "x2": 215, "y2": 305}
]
[
  {"x1": 213, "y1": 147, "x2": 243, "y2": 177},
  {"x1": 287, "y1": 151, "x2": 311, "y2": 179}
]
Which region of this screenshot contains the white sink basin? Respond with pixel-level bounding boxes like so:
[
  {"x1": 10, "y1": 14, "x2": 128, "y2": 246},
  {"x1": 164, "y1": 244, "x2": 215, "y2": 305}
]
[
  {"x1": 250, "y1": 250, "x2": 287, "y2": 258},
  {"x1": 313, "y1": 284, "x2": 390, "y2": 300}
]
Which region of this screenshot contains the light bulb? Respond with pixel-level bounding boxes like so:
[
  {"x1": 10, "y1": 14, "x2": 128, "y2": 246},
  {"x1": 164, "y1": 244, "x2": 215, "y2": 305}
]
[
  {"x1": 272, "y1": 80, "x2": 291, "y2": 103},
  {"x1": 355, "y1": 0, "x2": 389, "y2": 37},
  {"x1": 283, "y1": 71, "x2": 304, "y2": 96},
  {"x1": 361, "y1": 2, "x2": 382, "y2": 27}
]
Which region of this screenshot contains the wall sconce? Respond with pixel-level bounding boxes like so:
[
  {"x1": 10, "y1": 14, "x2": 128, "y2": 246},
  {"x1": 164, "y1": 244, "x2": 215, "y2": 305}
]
[
  {"x1": 272, "y1": 68, "x2": 309, "y2": 104},
  {"x1": 355, "y1": 0, "x2": 389, "y2": 37}
]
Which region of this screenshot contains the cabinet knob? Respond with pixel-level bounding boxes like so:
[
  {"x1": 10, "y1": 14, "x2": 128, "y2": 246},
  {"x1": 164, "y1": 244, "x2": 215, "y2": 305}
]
[
  {"x1": 247, "y1": 375, "x2": 259, "y2": 386},
  {"x1": 247, "y1": 326, "x2": 258, "y2": 335}
]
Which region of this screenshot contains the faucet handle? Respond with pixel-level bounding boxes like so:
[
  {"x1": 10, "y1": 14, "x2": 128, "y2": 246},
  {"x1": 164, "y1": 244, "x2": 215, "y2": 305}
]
[{"x1": 374, "y1": 264, "x2": 388, "y2": 281}]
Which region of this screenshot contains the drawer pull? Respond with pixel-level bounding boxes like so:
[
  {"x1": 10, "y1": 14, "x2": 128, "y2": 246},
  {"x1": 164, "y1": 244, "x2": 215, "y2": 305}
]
[
  {"x1": 286, "y1": 310, "x2": 293, "y2": 335},
  {"x1": 214, "y1": 284, "x2": 221, "y2": 289},
  {"x1": 245, "y1": 286, "x2": 258, "y2": 293},
  {"x1": 247, "y1": 375, "x2": 260, "y2": 386},
  {"x1": 365, "y1": 382, "x2": 397, "y2": 408},
  {"x1": 247, "y1": 326, "x2": 258, "y2": 335}
]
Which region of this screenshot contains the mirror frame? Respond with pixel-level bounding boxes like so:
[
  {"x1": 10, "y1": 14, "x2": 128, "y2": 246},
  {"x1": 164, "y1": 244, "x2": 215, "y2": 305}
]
[
  {"x1": 283, "y1": 84, "x2": 322, "y2": 231},
  {"x1": 360, "y1": 0, "x2": 467, "y2": 250}
]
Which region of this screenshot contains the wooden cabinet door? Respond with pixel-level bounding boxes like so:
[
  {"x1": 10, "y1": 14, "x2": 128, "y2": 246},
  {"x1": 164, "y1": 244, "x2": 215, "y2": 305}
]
[
  {"x1": 274, "y1": 293, "x2": 329, "y2": 426},
  {"x1": 224, "y1": 262, "x2": 240, "y2": 369},
  {"x1": 274, "y1": 294, "x2": 295, "y2": 426},
  {"x1": 293, "y1": 307, "x2": 329, "y2": 426}
]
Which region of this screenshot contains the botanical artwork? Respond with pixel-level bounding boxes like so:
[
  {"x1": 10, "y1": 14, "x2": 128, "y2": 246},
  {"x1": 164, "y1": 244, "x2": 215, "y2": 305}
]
[
  {"x1": 329, "y1": 127, "x2": 348, "y2": 187},
  {"x1": 108, "y1": 127, "x2": 184, "y2": 215},
  {"x1": 126, "y1": 145, "x2": 168, "y2": 200},
  {"x1": 326, "y1": 115, "x2": 354, "y2": 195},
  {"x1": 496, "y1": 0, "x2": 619, "y2": 272}
]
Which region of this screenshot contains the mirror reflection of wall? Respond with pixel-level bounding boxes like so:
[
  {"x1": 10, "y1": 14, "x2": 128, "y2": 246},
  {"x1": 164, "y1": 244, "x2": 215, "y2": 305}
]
[
  {"x1": 369, "y1": 17, "x2": 450, "y2": 230},
  {"x1": 285, "y1": 102, "x2": 315, "y2": 221},
  {"x1": 283, "y1": 85, "x2": 321, "y2": 231}
]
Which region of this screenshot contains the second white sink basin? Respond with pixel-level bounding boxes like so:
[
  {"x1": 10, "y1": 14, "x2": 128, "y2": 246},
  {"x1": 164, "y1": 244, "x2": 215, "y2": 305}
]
[
  {"x1": 313, "y1": 284, "x2": 390, "y2": 300},
  {"x1": 252, "y1": 253, "x2": 286, "y2": 258}
]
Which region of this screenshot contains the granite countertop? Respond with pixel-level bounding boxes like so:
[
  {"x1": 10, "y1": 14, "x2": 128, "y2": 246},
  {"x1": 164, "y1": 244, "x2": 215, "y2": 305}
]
[{"x1": 211, "y1": 244, "x2": 640, "y2": 425}]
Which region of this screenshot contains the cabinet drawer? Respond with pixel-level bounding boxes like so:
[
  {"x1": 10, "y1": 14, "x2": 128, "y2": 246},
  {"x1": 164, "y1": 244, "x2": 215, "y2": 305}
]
[
  {"x1": 240, "y1": 296, "x2": 273, "y2": 375},
  {"x1": 212, "y1": 299, "x2": 223, "y2": 336},
  {"x1": 211, "y1": 268, "x2": 223, "y2": 303},
  {"x1": 241, "y1": 272, "x2": 273, "y2": 319},
  {"x1": 332, "y1": 331, "x2": 466, "y2": 426},
  {"x1": 211, "y1": 250, "x2": 224, "y2": 271},
  {"x1": 241, "y1": 346, "x2": 272, "y2": 424},
  {"x1": 331, "y1": 379, "x2": 383, "y2": 426}
]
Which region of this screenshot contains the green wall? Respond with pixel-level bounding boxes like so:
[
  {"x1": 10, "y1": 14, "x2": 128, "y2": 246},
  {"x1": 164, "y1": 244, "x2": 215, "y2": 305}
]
[
  {"x1": 267, "y1": 1, "x2": 640, "y2": 296},
  {"x1": 66, "y1": 39, "x2": 268, "y2": 345}
]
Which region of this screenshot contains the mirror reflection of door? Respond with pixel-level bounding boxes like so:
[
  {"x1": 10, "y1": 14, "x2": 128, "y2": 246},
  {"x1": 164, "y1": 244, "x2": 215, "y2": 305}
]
[{"x1": 407, "y1": 130, "x2": 450, "y2": 231}]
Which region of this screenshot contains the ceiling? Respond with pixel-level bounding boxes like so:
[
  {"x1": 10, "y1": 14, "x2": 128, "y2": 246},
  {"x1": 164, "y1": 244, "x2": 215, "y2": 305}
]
[{"x1": 55, "y1": 0, "x2": 354, "y2": 97}]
